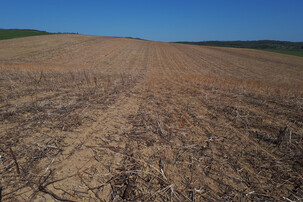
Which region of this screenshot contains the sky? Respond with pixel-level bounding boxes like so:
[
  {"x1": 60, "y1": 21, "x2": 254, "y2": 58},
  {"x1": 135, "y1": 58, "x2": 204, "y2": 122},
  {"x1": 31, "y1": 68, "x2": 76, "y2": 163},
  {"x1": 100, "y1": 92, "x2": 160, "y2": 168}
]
[{"x1": 1, "y1": 0, "x2": 303, "y2": 42}]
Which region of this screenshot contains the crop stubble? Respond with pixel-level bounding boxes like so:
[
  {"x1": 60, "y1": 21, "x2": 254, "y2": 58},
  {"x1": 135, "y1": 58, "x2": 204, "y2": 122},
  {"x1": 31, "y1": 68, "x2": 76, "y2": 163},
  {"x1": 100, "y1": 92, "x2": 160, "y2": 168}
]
[{"x1": 0, "y1": 34, "x2": 303, "y2": 201}]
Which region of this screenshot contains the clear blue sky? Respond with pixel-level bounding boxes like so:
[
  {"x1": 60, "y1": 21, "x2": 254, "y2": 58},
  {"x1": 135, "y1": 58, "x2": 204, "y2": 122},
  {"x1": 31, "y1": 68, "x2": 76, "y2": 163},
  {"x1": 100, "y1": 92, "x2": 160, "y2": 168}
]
[{"x1": 1, "y1": 0, "x2": 303, "y2": 42}]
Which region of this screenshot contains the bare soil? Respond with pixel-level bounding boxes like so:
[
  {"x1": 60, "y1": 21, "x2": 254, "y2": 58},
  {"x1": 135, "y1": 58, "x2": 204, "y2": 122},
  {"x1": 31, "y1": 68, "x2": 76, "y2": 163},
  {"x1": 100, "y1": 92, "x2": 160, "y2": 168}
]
[{"x1": 0, "y1": 34, "x2": 303, "y2": 201}]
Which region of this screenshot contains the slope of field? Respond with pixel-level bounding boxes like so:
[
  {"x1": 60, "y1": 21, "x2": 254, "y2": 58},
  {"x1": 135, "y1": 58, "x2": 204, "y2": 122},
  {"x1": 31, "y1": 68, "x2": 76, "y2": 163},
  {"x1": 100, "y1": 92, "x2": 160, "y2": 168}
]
[{"x1": 0, "y1": 34, "x2": 303, "y2": 201}]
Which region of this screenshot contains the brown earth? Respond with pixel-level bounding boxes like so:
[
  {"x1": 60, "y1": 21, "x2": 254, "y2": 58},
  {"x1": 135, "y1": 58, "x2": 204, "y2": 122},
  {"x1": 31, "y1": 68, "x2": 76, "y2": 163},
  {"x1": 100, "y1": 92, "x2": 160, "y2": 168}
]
[{"x1": 0, "y1": 34, "x2": 303, "y2": 201}]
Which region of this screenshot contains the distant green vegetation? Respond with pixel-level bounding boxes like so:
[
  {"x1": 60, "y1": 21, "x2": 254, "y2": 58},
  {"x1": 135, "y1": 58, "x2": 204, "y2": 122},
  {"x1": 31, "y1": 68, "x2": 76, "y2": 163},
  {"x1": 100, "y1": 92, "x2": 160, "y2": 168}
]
[
  {"x1": 174, "y1": 40, "x2": 303, "y2": 57},
  {"x1": 0, "y1": 29, "x2": 56, "y2": 40},
  {"x1": 123, "y1": 36, "x2": 149, "y2": 41},
  {"x1": 264, "y1": 49, "x2": 303, "y2": 57}
]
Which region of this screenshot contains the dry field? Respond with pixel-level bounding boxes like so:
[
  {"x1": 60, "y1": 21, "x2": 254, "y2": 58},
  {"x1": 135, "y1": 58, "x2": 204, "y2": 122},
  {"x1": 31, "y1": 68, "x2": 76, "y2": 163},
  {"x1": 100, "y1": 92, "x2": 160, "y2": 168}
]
[{"x1": 0, "y1": 34, "x2": 303, "y2": 201}]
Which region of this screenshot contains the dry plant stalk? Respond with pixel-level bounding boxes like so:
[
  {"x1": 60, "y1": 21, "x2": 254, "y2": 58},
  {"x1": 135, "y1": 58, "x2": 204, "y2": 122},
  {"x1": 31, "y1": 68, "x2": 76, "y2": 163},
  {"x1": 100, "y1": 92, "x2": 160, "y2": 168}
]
[{"x1": 8, "y1": 147, "x2": 20, "y2": 175}]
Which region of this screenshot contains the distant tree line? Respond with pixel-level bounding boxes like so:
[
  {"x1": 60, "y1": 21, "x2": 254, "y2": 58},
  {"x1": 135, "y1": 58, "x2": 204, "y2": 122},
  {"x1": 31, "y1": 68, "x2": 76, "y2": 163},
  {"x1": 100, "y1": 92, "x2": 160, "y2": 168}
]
[
  {"x1": 57, "y1": 32, "x2": 79, "y2": 34},
  {"x1": 0, "y1": 29, "x2": 81, "y2": 40},
  {"x1": 174, "y1": 40, "x2": 303, "y2": 51},
  {"x1": 0, "y1": 29, "x2": 52, "y2": 40},
  {"x1": 123, "y1": 37, "x2": 148, "y2": 41}
]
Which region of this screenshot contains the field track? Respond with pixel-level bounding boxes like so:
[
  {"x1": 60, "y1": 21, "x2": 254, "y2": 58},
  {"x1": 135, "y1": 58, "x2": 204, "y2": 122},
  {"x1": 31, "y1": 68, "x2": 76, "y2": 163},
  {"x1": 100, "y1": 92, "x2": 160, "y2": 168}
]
[{"x1": 1, "y1": 34, "x2": 303, "y2": 201}]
